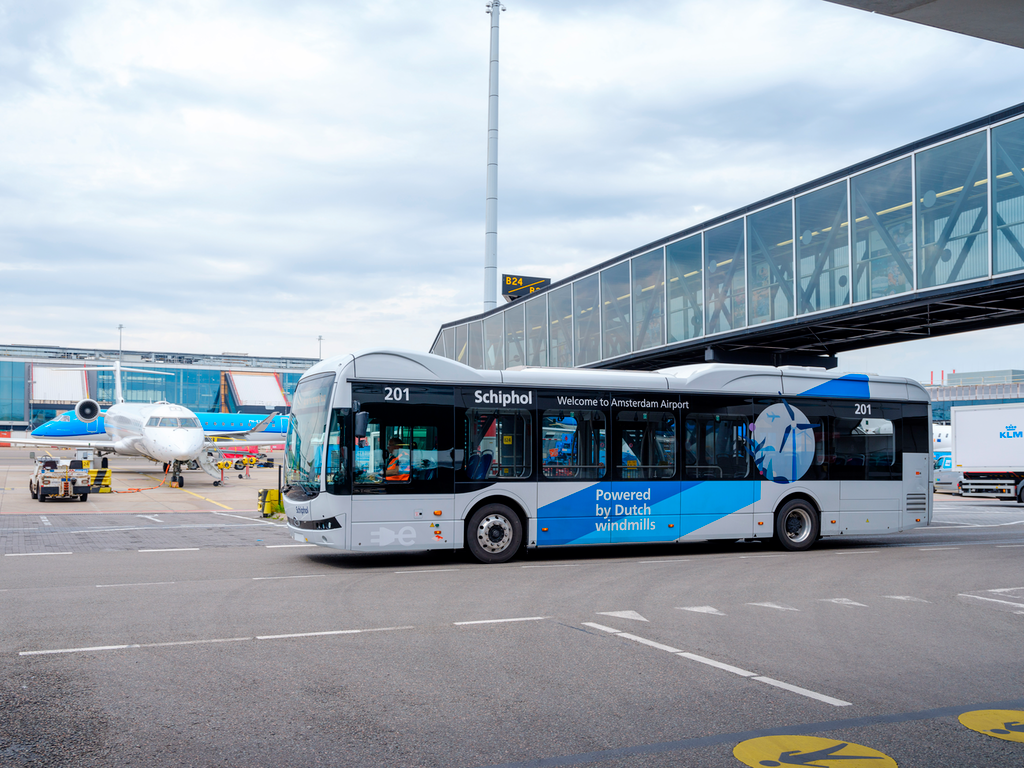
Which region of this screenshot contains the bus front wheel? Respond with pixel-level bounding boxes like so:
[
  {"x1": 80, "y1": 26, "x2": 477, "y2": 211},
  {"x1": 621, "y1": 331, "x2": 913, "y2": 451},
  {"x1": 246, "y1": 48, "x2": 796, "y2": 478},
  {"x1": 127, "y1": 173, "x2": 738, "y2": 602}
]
[
  {"x1": 775, "y1": 499, "x2": 819, "y2": 552},
  {"x1": 467, "y1": 504, "x2": 522, "y2": 564}
]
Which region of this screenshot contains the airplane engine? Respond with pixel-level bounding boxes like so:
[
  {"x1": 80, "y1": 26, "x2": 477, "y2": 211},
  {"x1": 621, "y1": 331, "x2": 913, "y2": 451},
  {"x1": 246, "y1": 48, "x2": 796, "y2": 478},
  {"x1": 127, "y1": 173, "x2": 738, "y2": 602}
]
[{"x1": 75, "y1": 399, "x2": 101, "y2": 423}]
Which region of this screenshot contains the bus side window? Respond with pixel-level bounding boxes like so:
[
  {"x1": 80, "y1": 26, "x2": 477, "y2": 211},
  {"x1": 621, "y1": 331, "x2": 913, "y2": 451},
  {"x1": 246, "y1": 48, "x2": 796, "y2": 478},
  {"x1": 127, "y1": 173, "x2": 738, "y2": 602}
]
[
  {"x1": 685, "y1": 414, "x2": 749, "y2": 480},
  {"x1": 541, "y1": 409, "x2": 606, "y2": 480},
  {"x1": 325, "y1": 409, "x2": 348, "y2": 495},
  {"x1": 615, "y1": 410, "x2": 675, "y2": 480}
]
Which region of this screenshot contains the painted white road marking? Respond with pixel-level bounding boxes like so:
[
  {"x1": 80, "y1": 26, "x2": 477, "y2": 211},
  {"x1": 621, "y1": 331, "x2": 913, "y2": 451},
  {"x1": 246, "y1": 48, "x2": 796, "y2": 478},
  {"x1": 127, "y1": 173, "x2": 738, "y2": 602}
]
[
  {"x1": 251, "y1": 575, "x2": 325, "y2": 581},
  {"x1": 821, "y1": 598, "x2": 867, "y2": 607},
  {"x1": 582, "y1": 622, "x2": 622, "y2": 634},
  {"x1": 753, "y1": 676, "x2": 852, "y2": 707},
  {"x1": 747, "y1": 602, "x2": 799, "y2": 611},
  {"x1": 884, "y1": 595, "x2": 930, "y2": 603},
  {"x1": 97, "y1": 582, "x2": 176, "y2": 588},
  {"x1": 256, "y1": 625, "x2": 413, "y2": 640},
  {"x1": 616, "y1": 632, "x2": 682, "y2": 653},
  {"x1": 959, "y1": 594, "x2": 1024, "y2": 608},
  {"x1": 835, "y1": 550, "x2": 878, "y2": 555},
  {"x1": 678, "y1": 652, "x2": 755, "y2": 677},
  {"x1": 996, "y1": 544, "x2": 1024, "y2": 547},
  {"x1": 597, "y1": 610, "x2": 648, "y2": 622},
  {"x1": 5, "y1": 552, "x2": 72, "y2": 557},
  {"x1": 137, "y1": 515, "x2": 163, "y2": 523},
  {"x1": 20, "y1": 637, "x2": 252, "y2": 656},
  {"x1": 39, "y1": 516, "x2": 51, "y2": 526},
  {"x1": 580, "y1": 623, "x2": 850, "y2": 706},
  {"x1": 677, "y1": 606, "x2": 726, "y2": 615},
  {"x1": 521, "y1": 564, "x2": 581, "y2": 568},
  {"x1": 454, "y1": 616, "x2": 547, "y2": 626},
  {"x1": 138, "y1": 548, "x2": 200, "y2": 553}
]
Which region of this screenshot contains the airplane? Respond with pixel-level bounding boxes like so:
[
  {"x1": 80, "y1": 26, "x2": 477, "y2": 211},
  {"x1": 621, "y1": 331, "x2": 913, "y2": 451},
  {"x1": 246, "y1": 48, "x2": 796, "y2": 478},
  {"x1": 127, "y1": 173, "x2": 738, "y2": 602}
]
[
  {"x1": 33, "y1": 410, "x2": 288, "y2": 439},
  {"x1": 8, "y1": 361, "x2": 284, "y2": 486}
]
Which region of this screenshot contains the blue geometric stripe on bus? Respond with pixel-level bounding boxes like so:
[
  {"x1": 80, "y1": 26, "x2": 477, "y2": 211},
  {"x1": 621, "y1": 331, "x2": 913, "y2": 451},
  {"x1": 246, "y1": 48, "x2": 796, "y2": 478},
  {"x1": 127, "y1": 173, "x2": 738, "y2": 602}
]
[
  {"x1": 537, "y1": 481, "x2": 760, "y2": 547},
  {"x1": 796, "y1": 374, "x2": 870, "y2": 399}
]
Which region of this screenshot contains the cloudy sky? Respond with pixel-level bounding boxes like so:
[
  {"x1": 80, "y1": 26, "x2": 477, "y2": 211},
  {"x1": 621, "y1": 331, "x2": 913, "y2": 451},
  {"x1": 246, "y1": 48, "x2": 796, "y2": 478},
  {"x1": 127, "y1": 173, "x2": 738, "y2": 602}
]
[{"x1": 2, "y1": 0, "x2": 1023, "y2": 382}]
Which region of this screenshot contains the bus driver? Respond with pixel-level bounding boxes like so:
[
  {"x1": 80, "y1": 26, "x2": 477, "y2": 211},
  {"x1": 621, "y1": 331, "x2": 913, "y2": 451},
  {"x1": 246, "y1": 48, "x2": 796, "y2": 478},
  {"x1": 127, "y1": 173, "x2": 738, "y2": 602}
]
[{"x1": 385, "y1": 437, "x2": 410, "y2": 482}]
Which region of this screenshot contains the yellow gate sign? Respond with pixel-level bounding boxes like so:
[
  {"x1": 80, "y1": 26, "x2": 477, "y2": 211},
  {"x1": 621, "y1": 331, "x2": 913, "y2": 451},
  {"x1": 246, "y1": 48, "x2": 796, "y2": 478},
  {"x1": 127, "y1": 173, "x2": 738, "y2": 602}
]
[
  {"x1": 958, "y1": 709, "x2": 1024, "y2": 743},
  {"x1": 734, "y1": 735, "x2": 896, "y2": 767}
]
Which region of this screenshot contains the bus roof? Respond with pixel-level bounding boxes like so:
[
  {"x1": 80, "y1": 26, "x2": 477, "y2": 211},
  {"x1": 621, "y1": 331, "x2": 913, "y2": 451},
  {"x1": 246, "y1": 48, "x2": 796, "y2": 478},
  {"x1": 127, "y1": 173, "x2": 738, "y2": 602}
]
[{"x1": 301, "y1": 349, "x2": 929, "y2": 403}]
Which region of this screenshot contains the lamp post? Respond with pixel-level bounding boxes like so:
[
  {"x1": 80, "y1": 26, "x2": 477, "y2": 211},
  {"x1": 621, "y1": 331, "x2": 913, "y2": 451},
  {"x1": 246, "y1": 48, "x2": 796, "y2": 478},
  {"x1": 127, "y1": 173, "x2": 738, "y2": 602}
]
[
  {"x1": 483, "y1": 1, "x2": 506, "y2": 312},
  {"x1": 318, "y1": 335, "x2": 323, "y2": 360},
  {"x1": 118, "y1": 324, "x2": 124, "y2": 360}
]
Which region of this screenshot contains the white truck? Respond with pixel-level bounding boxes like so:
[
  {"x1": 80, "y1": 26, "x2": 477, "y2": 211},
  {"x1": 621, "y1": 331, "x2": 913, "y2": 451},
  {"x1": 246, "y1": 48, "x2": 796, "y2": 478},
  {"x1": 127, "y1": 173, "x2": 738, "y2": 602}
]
[{"x1": 951, "y1": 403, "x2": 1024, "y2": 502}]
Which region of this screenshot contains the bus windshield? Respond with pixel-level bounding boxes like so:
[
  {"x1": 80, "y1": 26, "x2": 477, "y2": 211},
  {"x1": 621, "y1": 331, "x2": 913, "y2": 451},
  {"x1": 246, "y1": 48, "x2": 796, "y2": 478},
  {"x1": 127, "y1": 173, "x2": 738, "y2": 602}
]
[{"x1": 285, "y1": 373, "x2": 335, "y2": 497}]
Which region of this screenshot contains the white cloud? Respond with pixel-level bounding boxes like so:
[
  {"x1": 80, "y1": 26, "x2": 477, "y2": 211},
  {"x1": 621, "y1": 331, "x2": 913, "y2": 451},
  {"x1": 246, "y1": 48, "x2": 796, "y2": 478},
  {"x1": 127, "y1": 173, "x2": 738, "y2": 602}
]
[{"x1": 0, "y1": 0, "x2": 1022, "y2": 374}]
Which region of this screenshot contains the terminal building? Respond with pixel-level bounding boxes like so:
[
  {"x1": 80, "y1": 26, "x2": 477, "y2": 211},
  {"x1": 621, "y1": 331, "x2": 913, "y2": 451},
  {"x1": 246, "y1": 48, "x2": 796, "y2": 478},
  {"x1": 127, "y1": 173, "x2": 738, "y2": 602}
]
[{"x1": 0, "y1": 344, "x2": 317, "y2": 432}]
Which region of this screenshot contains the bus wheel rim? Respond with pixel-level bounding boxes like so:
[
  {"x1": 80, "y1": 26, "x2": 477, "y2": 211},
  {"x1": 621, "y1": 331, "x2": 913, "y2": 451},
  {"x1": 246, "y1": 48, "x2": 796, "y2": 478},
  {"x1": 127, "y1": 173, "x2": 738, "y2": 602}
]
[
  {"x1": 783, "y1": 508, "x2": 812, "y2": 544},
  {"x1": 478, "y1": 514, "x2": 512, "y2": 553}
]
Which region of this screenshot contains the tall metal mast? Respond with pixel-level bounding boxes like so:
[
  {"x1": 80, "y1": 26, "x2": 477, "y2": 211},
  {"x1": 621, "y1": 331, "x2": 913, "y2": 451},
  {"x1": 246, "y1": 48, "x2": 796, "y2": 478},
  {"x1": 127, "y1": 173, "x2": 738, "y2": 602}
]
[{"x1": 483, "y1": 2, "x2": 505, "y2": 312}]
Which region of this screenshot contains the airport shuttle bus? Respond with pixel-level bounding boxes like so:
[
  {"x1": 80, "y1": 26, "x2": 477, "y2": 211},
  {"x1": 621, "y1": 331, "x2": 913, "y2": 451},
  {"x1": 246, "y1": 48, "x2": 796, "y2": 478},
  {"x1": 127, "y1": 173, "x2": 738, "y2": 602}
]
[{"x1": 284, "y1": 349, "x2": 932, "y2": 563}]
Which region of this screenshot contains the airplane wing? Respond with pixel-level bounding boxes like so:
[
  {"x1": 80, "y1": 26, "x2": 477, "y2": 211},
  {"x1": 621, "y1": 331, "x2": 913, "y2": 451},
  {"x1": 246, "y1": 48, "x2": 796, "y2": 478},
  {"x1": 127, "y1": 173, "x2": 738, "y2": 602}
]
[{"x1": 6, "y1": 435, "x2": 116, "y2": 452}]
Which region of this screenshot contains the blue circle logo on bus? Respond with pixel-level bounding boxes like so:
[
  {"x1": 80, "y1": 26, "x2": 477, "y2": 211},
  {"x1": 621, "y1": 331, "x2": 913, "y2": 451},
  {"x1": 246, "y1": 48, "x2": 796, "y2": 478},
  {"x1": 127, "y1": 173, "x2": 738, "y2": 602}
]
[{"x1": 752, "y1": 402, "x2": 816, "y2": 483}]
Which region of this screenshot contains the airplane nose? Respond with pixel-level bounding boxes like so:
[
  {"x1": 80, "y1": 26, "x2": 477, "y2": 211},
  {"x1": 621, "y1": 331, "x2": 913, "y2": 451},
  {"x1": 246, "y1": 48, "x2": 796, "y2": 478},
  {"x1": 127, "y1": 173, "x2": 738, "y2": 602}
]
[{"x1": 151, "y1": 429, "x2": 205, "y2": 462}]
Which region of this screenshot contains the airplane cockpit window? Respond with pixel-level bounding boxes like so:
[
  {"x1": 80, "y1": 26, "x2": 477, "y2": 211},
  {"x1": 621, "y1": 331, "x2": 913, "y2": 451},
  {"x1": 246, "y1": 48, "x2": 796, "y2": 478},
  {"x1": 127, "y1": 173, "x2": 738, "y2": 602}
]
[
  {"x1": 158, "y1": 417, "x2": 179, "y2": 427},
  {"x1": 146, "y1": 417, "x2": 160, "y2": 427},
  {"x1": 58, "y1": 415, "x2": 71, "y2": 422},
  {"x1": 180, "y1": 418, "x2": 201, "y2": 428}
]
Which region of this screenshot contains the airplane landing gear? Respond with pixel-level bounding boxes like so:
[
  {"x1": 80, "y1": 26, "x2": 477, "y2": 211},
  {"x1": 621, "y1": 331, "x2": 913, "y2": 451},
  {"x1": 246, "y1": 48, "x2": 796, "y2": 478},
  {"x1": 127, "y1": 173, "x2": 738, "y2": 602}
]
[{"x1": 169, "y1": 460, "x2": 185, "y2": 488}]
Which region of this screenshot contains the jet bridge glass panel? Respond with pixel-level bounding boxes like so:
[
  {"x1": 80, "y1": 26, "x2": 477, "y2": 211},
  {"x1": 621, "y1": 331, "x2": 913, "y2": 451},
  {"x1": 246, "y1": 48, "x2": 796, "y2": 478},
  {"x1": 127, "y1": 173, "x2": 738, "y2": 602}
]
[
  {"x1": 704, "y1": 219, "x2": 746, "y2": 334},
  {"x1": 796, "y1": 181, "x2": 850, "y2": 314},
  {"x1": 601, "y1": 261, "x2": 631, "y2": 360},
  {"x1": 525, "y1": 295, "x2": 549, "y2": 367},
  {"x1": 747, "y1": 201, "x2": 795, "y2": 325},
  {"x1": 455, "y1": 324, "x2": 468, "y2": 365},
  {"x1": 504, "y1": 303, "x2": 526, "y2": 368},
  {"x1": 851, "y1": 158, "x2": 913, "y2": 302},
  {"x1": 468, "y1": 321, "x2": 484, "y2": 369},
  {"x1": 483, "y1": 314, "x2": 504, "y2": 370},
  {"x1": 916, "y1": 131, "x2": 989, "y2": 290},
  {"x1": 548, "y1": 285, "x2": 573, "y2": 367},
  {"x1": 667, "y1": 234, "x2": 703, "y2": 342},
  {"x1": 992, "y1": 116, "x2": 1024, "y2": 276},
  {"x1": 573, "y1": 274, "x2": 601, "y2": 366},
  {"x1": 631, "y1": 248, "x2": 665, "y2": 352},
  {"x1": 442, "y1": 327, "x2": 456, "y2": 360}
]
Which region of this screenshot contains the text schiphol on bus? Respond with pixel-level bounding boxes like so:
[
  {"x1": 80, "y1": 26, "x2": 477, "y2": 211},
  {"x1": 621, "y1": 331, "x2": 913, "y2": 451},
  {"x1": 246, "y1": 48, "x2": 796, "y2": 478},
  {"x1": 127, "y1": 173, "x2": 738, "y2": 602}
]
[{"x1": 282, "y1": 349, "x2": 932, "y2": 564}]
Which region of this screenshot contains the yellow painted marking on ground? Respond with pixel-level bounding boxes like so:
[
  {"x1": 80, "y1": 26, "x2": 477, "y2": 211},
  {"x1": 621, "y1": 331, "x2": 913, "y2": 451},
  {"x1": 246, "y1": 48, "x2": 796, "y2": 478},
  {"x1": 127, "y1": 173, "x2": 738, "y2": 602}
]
[
  {"x1": 182, "y1": 489, "x2": 232, "y2": 509},
  {"x1": 958, "y1": 709, "x2": 1024, "y2": 743},
  {"x1": 140, "y1": 474, "x2": 233, "y2": 509},
  {"x1": 734, "y1": 735, "x2": 896, "y2": 768}
]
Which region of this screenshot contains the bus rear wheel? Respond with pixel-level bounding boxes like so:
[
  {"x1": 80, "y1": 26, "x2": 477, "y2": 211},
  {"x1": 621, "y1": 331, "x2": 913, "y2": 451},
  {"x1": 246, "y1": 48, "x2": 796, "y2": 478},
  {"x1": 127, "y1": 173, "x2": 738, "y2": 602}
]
[
  {"x1": 467, "y1": 504, "x2": 522, "y2": 564},
  {"x1": 775, "y1": 499, "x2": 819, "y2": 552}
]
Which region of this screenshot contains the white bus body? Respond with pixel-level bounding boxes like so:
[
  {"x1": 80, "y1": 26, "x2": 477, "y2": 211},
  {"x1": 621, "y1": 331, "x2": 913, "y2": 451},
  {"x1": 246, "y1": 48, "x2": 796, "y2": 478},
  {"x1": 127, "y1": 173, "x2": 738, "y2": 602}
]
[{"x1": 283, "y1": 350, "x2": 932, "y2": 563}]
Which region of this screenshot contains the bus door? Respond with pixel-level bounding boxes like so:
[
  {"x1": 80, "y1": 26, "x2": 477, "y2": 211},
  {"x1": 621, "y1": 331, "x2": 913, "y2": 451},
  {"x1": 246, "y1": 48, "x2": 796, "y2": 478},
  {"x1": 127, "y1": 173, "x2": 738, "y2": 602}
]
[
  {"x1": 609, "y1": 407, "x2": 680, "y2": 544},
  {"x1": 457, "y1": 392, "x2": 536, "y2": 538},
  {"x1": 349, "y1": 384, "x2": 455, "y2": 552},
  {"x1": 681, "y1": 400, "x2": 756, "y2": 540},
  {"x1": 830, "y1": 402, "x2": 902, "y2": 534},
  {"x1": 537, "y1": 401, "x2": 608, "y2": 547}
]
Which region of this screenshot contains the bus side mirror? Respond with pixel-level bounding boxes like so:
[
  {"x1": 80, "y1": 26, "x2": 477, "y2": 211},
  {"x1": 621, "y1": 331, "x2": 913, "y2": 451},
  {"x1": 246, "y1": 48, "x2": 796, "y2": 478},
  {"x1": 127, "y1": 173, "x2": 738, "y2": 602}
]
[{"x1": 354, "y1": 411, "x2": 369, "y2": 438}]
